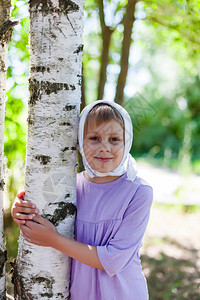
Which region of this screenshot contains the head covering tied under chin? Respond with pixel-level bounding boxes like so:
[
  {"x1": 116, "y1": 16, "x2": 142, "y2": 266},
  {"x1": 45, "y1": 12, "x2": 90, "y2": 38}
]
[{"x1": 78, "y1": 100, "x2": 138, "y2": 182}]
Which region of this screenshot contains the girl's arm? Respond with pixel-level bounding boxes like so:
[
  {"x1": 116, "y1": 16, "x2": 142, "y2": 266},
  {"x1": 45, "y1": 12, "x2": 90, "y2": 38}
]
[{"x1": 20, "y1": 214, "x2": 104, "y2": 271}]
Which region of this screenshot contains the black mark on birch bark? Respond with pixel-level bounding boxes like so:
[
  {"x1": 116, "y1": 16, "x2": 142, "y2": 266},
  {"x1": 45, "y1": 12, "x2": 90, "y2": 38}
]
[
  {"x1": 0, "y1": 20, "x2": 17, "y2": 42},
  {"x1": 71, "y1": 84, "x2": 76, "y2": 90},
  {"x1": 61, "y1": 146, "x2": 76, "y2": 152},
  {"x1": 12, "y1": 259, "x2": 55, "y2": 299},
  {"x1": 29, "y1": 0, "x2": 54, "y2": 12},
  {"x1": 54, "y1": 22, "x2": 67, "y2": 38},
  {"x1": 27, "y1": 115, "x2": 35, "y2": 125},
  {"x1": 12, "y1": 259, "x2": 32, "y2": 299},
  {"x1": 59, "y1": 0, "x2": 79, "y2": 13},
  {"x1": 66, "y1": 14, "x2": 76, "y2": 33},
  {"x1": 30, "y1": 275, "x2": 55, "y2": 298},
  {"x1": 56, "y1": 292, "x2": 65, "y2": 298},
  {"x1": 59, "y1": 122, "x2": 71, "y2": 126},
  {"x1": 44, "y1": 202, "x2": 77, "y2": 226},
  {"x1": 73, "y1": 44, "x2": 83, "y2": 54},
  {"x1": 35, "y1": 155, "x2": 51, "y2": 165},
  {"x1": 43, "y1": 81, "x2": 73, "y2": 94},
  {"x1": 62, "y1": 147, "x2": 69, "y2": 151},
  {"x1": 63, "y1": 105, "x2": 76, "y2": 111},
  {"x1": 31, "y1": 66, "x2": 50, "y2": 73},
  {"x1": 29, "y1": 78, "x2": 76, "y2": 105},
  {"x1": 29, "y1": 0, "x2": 79, "y2": 14},
  {"x1": 29, "y1": 78, "x2": 40, "y2": 105},
  {"x1": 23, "y1": 249, "x2": 32, "y2": 255},
  {"x1": 0, "y1": 57, "x2": 6, "y2": 72},
  {"x1": 0, "y1": 179, "x2": 5, "y2": 191},
  {"x1": 77, "y1": 74, "x2": 82, "y2": 86},
  {"x1": 0, "y1": 249, "x2": 7, "y2": 278}
]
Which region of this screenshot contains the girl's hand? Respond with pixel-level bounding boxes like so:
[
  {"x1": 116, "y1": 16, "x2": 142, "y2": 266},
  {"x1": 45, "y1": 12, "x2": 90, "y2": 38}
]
[
  {"x1": 11, "y1": 191, "x2": 39, "y2": 225},
  {"x1": 20, "y1": 214, "x2": 58, "y2": 247}
]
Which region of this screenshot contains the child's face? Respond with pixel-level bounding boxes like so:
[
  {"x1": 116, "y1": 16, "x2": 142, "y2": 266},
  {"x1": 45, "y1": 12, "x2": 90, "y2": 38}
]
[{"x1": 83, "y1": 119, "x2": 125, "y2": 174}]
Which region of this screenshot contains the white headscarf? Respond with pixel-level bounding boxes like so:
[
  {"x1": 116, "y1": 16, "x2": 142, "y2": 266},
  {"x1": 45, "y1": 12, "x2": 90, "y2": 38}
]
[{"x1": 78, "y1": 100, "x2": 138, "y2": 182}]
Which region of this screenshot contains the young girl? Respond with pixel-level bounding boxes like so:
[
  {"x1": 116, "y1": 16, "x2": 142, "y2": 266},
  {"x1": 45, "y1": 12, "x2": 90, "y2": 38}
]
[{"x1": 12, "y1": 100, "x2": 153, "y2": 300}]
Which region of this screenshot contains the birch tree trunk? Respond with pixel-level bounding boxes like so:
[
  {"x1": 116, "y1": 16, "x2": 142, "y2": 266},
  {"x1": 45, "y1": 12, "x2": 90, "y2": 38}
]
[
  {"x1": 0, "y1": 1, "x2": 13, "y2": 298},
  {"x1": 13, "y1": 1, "x2": 84, "y2": 299}
]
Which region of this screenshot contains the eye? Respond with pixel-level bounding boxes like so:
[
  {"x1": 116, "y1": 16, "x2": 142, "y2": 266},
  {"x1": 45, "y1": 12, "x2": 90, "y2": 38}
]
[
  {"x1": 89, "y1": 136, "x2": 99, "y2": 141},
  {"x1": 110, "y1": 137, "x2": 120, "y2": 142}
]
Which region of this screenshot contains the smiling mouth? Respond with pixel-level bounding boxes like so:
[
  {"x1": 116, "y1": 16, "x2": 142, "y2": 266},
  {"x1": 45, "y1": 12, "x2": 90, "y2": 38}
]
[{"x1": 95, "y1": 157, "x2": 112, "y2": 162}]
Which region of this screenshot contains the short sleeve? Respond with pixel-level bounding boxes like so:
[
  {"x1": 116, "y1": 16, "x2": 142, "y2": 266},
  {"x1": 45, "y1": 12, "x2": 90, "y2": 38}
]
[{"x1": 97, "y1": 185, "x2": 153, "y2": 277}]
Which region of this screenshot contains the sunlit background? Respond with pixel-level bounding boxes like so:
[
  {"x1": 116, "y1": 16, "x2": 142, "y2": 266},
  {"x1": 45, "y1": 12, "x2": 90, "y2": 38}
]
[{"x1": 4, "y1": 0, "x2": 200, "y2": 298}]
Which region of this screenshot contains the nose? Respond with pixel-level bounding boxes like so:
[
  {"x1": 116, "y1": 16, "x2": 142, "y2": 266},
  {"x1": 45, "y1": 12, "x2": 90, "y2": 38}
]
[{"x1": 98, "y1": 140, "x2": 111, "y2": 152}]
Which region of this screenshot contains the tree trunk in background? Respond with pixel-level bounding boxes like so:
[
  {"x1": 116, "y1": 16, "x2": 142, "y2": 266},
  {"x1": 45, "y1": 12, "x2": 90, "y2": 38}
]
[
  {"x1": 0, "y1": 1, "x2": 13, "y2": 298},
  {"x1": 13, "y1": 1, "x2": 84, "y2": 299},
  {"x1": 114, "y1": 0, "x2": 137, "y2": 106},
  {"x1": 97, "y1": 27, "x2": 113, "y2": 100},
  {"x1": 97, "y1": 0, "x2": 114, "y2": 100}
]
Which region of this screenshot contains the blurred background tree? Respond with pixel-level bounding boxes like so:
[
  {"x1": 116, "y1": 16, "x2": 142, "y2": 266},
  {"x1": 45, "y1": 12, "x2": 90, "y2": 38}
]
[{"x1": 4, "y1": 0, "x2": 200, "y2": 297}]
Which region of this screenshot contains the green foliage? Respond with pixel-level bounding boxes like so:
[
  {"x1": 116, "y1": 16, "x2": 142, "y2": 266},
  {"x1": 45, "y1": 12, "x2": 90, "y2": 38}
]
[
  {"x1": 128, "y1": 73, "x2": 200, "y2": 174},
  {"x1": 5, "y1": 89, "x2": 26, "y2": 169},
  {"x1": 4, "y1": 0, "x2": 29, "y2": 203},
  {"x1": 3, "y1": 1, "x2": 200, "y2": 296},
  {"x1": 143, "y1": 0, "x2": 200, "y2": 72}
]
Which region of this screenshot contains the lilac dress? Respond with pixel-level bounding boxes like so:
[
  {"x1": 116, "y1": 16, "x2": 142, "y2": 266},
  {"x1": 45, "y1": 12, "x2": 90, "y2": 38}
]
[{"x1": 70, "y1": 171, "x2": 153, "y2": 300}]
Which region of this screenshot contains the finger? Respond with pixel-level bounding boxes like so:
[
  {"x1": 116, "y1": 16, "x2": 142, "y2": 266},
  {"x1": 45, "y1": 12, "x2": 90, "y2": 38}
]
[
  {"x1": 15, "y1": 200, "x2": 37, "y2": 210},
  {"x1": 13, "y1": 203, "x2": 39, "y2": 215},
  {"x1": 14, "y1": 206, "x2": 38, "y2": 214},
  {"x1": 15, "y1": 213, "x2": 36, "y2": 220},
  {"x1": 14, "y1": 196, "x2": 37, "y2": 210},
  {"x1": 25, "y1": 220, "x2": 42, "y2": 230},
  {"x1": 20, "y1": 224, "x2": 32, "y2": 235},
  {"x1": 17, "y1": 191, "x2": 25, "y2": 199},
  {"x1": 22, "y1": 232, "x2": 33, "y2": 244},
  {"x1": 33, "y1": 214, "x2": 48, "y2": 226},
  {"x1": 13, "y1": 218, "x2": 26, "y2": 225},
  {"x1": 13, "y1": 198, "x2": 24, "y2": 206}
]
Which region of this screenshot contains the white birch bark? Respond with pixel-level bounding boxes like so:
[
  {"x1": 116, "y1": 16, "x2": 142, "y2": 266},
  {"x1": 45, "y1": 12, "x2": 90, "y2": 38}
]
[
  {"x1": 14, "y1": 1, "x2": 84, "y2": 299},
  {"x1": 0, "y1": 1, "x2": 13, "y2": 298}
]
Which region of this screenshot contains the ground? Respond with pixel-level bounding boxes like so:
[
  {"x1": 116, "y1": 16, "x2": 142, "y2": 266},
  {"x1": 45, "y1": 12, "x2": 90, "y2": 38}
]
[
  {"x1": 138, "y1": 161, "x2": 200, "y2": 300},
  {"x1": 142, "y1": 205, "x2": 200, "y2": 299}
]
